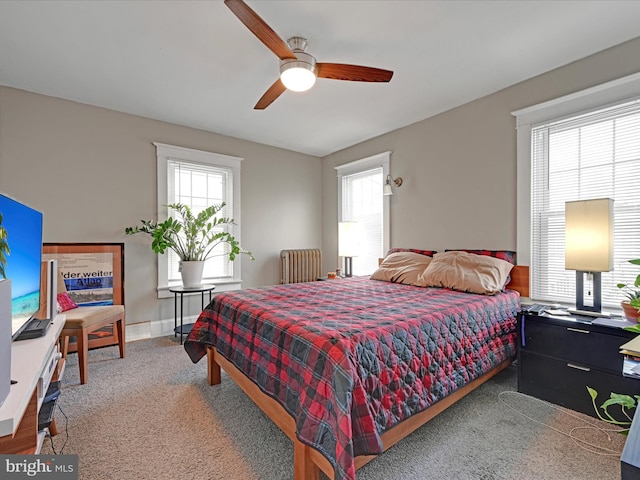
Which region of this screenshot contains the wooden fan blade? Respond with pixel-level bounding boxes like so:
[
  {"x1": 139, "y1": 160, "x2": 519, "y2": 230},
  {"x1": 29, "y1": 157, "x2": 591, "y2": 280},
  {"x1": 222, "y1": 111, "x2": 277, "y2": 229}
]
[
  {"x1": 254, "y1": 79, "x2": 287, "y2": 110},
  {"x1": 316, "y1": 63, "x2": 393, "y2": 82},
  {"x1": 224, "y1": 0, "x2": 296, "y2": 60}
]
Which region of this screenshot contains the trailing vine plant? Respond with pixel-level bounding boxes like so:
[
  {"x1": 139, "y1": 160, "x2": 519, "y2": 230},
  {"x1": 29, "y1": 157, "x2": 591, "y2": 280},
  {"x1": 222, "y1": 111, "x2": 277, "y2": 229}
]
[{"x1": 587, "y1": 386, "x2": 640, "y2": 435}]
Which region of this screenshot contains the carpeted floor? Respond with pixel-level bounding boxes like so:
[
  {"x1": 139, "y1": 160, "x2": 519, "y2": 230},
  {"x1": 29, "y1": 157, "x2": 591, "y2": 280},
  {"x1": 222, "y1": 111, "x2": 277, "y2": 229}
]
[{"x1": 42, "y1": 336, "x2": 626, "y2": 480}]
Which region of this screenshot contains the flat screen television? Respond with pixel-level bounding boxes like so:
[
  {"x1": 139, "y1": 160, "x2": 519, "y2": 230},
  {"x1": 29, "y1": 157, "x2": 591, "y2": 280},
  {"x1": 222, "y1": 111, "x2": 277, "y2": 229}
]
[{"x1": 0, "y1": 192, "x2": 43, "y2": 340}]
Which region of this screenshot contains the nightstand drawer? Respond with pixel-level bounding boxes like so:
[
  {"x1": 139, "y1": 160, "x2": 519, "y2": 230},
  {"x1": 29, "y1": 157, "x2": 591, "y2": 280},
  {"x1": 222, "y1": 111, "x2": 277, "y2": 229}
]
[
  {"x1": 519, "y1": 351, "x2": 640, "y2": 419},
  {"x1": 520, "y1": 316, "x2": 627, "y2": 374}
]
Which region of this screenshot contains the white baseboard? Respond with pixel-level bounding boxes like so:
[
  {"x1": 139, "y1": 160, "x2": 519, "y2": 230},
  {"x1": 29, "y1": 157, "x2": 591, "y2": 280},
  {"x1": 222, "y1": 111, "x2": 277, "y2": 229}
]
[{"x1": 125, "y1": 314, "x2": 202, "y2": 343}]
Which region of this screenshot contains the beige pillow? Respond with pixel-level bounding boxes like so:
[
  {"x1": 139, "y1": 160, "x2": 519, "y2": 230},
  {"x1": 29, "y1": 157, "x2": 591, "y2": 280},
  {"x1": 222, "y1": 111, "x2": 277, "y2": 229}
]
[
  {"x1": 417, "y1": 251, "x2": 514, "y2": 295},
  {"x1": 370, "y1": 252, "x2": 433, "y2": 286}
]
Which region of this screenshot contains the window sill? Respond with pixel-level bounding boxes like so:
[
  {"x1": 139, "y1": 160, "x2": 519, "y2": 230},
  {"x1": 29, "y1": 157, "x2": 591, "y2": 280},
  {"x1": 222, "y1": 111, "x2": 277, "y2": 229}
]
[{"x1": 157, "y1": 280, "x2": 242, "y2": 299}]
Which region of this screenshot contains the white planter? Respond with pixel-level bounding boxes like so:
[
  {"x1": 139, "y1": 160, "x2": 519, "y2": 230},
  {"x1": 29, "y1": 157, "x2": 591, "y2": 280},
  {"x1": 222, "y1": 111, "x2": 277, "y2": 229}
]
[{"x1": 179, "y1": 260, "x2": 205, "y2": 288}]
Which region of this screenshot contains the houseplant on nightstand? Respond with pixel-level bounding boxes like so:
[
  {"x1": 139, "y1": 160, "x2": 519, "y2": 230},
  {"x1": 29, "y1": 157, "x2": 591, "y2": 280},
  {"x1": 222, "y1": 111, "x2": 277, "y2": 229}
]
[
  {"x1": 618, "y1": 258, "x2": 640, "y2": 323},
  {"x1": 125, "y1": 203, "x2": 253, "y2": 287}
]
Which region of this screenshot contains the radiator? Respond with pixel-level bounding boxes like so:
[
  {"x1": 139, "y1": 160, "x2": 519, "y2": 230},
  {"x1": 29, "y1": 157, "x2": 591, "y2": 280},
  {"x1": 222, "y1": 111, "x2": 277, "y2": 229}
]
[{"x1": 280, "y1": 249, "x2": 323, "y2": 284}]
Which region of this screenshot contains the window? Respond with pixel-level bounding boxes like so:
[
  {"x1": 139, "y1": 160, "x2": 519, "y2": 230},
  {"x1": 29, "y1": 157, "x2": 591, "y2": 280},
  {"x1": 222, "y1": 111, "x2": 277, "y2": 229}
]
[
  {"x1": 514, "y1": 73, "x2": 640, "y2": 309},
  {"x1": 336, "y1": 152, "x2": 391, "y2": 275},
  {"x1": 154, "y1": 143, "x2": 242, "y2": 297}
]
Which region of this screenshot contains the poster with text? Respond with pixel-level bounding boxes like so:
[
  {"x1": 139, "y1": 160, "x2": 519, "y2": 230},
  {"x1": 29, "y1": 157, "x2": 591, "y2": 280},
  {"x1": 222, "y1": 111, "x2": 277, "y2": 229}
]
[{"x1": 43, "y1": 252, "x2": 114, "y2": 306}]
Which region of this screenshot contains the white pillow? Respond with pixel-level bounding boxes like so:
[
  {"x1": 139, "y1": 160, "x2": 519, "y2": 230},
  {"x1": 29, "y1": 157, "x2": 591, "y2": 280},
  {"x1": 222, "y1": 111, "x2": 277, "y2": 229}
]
[
  {"x1": 370, "y1": 252, "x2": 433, "y2": 286},
  {"x1": 417, "y1": 251, "x2": 514, "y2": 295}
]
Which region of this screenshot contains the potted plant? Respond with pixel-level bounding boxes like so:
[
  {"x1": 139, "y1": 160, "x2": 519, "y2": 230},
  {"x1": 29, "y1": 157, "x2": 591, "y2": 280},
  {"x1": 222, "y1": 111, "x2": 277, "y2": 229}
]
[
  {"x1": 125, "y1": 203, "x2": 253, "y2": 287},
  {"x1": 617, "y1": 258, "x2": 640, "y2": 322},
  {"x1": 587, "y1": 386, "x2": 638, "y2": 434}
]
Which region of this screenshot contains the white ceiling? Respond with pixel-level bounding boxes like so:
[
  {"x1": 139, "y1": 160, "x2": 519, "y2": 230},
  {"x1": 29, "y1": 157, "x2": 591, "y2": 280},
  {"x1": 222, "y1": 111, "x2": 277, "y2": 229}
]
[{"x1": 0, "y1": 1, "x2": 639, "y2": 157}]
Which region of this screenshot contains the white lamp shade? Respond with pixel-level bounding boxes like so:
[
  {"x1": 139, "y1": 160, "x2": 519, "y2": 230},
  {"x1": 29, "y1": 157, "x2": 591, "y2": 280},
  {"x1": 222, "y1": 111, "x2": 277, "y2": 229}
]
[
  {"x1": 338, "y1": 221, "x2": 360, "y2": 257},
  {"x1": 565, "y1": 198, "x2": 614, "y2": 272},
  {"x1": 383, "y1": 183, "x2": 393, "y2": 196}
]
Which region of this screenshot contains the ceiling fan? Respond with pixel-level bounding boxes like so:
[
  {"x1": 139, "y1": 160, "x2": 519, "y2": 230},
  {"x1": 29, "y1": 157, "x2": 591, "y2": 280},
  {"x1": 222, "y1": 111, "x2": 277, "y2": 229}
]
[{"x1": 224, "y1": 0, "x2": 394, "y2": 110}]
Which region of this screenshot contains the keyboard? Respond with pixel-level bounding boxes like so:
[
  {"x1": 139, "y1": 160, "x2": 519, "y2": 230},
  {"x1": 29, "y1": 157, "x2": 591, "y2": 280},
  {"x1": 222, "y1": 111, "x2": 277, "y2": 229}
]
[{"x1": 15, "y1": 318, "x2": 51, "y2": 341}]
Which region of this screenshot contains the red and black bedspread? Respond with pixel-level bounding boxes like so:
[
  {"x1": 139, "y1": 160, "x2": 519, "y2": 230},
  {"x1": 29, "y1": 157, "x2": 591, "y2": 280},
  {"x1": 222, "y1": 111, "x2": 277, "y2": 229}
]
[{"x1": 184, "y1": 276, "x2": 519, "y2": 480}]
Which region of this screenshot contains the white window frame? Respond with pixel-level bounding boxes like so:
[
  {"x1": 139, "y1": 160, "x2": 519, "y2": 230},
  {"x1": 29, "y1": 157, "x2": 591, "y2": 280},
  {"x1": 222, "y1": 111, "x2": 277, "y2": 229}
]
[
  {"x1": 154, "y1": 142, "x2": 243, "y2": 298},
  {"x1": 335, "y1": 151, "x2": 391, "y2": 274},
  {"x1": 513, "y1": 72, "x2": 640, "y2": 301}
]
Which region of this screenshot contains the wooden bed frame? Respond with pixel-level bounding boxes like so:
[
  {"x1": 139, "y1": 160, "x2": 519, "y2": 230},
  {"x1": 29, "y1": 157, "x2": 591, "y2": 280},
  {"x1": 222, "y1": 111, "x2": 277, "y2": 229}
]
[{"x1": 205, "y1": 265, "x2": 529, "y2": 480}]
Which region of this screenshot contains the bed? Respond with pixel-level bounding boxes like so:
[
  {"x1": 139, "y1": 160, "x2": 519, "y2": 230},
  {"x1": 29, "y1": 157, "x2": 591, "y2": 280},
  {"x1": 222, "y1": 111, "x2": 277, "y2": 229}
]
[{"x1": 184, "y1": 250, "x2": 529, "y2": 480}]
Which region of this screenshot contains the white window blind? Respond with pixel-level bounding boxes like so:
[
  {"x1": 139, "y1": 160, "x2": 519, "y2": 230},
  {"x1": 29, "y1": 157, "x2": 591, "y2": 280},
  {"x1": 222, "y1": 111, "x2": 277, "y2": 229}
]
[
  {"x1": 531, "y1": 99, "x2": 640, "y2": 308},
  {"x1": 341, "y1": 167, "x2": 384, "y2": 275},
  {"x1": 167, "y1": 159, "x2": 234, "y2": 283}
]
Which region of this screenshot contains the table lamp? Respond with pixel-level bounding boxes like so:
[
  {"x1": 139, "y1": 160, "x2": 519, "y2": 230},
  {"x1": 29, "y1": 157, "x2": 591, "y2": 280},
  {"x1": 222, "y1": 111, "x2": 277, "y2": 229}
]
[
  {"x1": 565, "y1": 198, "x2": 613, "y2": 316},
  {"x1": 338, "y1": 221, "x2": 360, "y2": 277}
]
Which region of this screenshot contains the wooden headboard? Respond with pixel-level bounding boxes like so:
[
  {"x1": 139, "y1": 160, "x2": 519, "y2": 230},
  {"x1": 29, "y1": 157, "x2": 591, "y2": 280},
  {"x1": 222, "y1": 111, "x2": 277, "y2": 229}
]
[{"x1": 506, "y1": 265, "x2": 529, "y2": 298}]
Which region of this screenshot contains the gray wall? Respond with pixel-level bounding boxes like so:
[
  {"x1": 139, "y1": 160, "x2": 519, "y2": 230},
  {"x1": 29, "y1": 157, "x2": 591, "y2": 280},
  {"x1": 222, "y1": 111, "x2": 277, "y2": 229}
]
[
  {"x1": 0, "y1": 87, "x2": 321, "y2": 330},
  {"x1": 322, "y1": 37, "x2": 640, "y2": 273}
]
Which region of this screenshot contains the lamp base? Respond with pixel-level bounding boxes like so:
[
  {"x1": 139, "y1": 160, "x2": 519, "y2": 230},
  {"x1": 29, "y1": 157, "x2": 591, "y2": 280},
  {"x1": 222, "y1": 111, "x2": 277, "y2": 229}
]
[
  {"x1": 344, "y1": 257, "x2": 353, "y2": 277},
  {"x1": 575, "y1": 270, "x2": 602, "y2": 313},
  {"x1": 567, "y1": 308, "x2": 611, "y2": 318}
]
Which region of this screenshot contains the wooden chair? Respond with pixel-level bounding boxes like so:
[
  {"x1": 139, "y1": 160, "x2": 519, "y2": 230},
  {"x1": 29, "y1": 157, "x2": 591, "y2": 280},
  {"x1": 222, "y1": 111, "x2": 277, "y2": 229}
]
[{"x1": 57, "y1": 271, "x2": 125, "y2": 384}]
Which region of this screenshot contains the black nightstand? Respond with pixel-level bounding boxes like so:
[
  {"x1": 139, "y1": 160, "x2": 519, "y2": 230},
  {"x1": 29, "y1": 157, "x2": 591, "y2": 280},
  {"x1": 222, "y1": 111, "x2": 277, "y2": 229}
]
[{"x1": 517, "y1": 311, "x2": 640, "y2": 419}]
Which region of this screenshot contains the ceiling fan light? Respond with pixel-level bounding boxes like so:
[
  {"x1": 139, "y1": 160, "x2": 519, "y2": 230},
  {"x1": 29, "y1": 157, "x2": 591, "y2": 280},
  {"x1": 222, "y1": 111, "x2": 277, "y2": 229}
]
[
  {"x1": 280, "y1": 65, "x2": 316, "y2": 92},
  {"x1": 280, "y1": 52, "x2": 317, "y2": 92}
]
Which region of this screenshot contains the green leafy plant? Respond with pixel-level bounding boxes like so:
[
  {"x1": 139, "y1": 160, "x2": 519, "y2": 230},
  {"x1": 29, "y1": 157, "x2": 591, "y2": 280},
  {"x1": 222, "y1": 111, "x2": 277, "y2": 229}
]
[
  {"x1": 125, "y1": 203, "x2": 253, "y2": 262},
  {"x1": 0, "y1": 212, "x2": 9, "y2": 279},
  {"x1": 617, "y1": 258, "x2": 640, "y2": 309},
  {"x1": 587, "y1": 386, "x2": 639, "y2": 434}
]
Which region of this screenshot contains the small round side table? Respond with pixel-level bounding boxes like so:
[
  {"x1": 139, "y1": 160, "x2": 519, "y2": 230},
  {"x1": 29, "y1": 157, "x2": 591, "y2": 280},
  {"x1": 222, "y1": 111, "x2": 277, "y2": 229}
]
[{"x1": 169, "y1": 284, "x2": 215, "y2": 344}]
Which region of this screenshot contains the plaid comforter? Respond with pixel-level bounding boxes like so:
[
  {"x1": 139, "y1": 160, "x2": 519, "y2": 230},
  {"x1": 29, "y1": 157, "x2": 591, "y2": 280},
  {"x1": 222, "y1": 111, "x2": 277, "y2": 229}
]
[{"x1": 184, "y1": 276, "x2": 519, "y2": 480}]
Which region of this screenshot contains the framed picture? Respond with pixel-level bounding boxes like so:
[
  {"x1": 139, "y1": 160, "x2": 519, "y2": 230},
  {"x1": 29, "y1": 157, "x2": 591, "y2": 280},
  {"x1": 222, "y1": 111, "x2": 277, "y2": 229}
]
[{"x1": 43, "y1": 242, "x2": 124, "y2": 351}]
